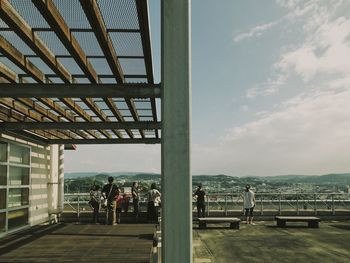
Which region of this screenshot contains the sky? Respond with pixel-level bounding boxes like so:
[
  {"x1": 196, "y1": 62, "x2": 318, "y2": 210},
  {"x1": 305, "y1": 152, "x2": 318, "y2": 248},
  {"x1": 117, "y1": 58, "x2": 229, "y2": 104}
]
[{"x1": 65, "y1": 0, "x2": 350, "y2": 176}]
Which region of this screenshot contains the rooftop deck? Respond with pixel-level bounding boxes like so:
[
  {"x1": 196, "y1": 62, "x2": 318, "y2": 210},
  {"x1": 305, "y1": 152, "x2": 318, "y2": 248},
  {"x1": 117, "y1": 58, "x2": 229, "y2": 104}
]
[
  {"x1": 193, "y1": 220, "x2": 350, "y2": 263},
  {"x1": 0, "y1": 223, "x2": 154, "y2": 263}
]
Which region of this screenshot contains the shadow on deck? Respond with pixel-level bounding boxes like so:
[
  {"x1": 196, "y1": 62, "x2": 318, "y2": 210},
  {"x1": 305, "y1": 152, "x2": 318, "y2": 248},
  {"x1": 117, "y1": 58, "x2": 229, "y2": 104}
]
[{"x1": 0, "y1": 223, "x2": 154, "y2": 263}]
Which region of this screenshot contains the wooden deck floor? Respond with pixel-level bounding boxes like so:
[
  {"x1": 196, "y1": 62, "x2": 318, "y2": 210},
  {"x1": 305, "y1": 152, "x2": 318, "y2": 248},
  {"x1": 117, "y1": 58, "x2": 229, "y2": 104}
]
[{"x1": 0, "y1": 223, "x2": 154, "y2": 263}]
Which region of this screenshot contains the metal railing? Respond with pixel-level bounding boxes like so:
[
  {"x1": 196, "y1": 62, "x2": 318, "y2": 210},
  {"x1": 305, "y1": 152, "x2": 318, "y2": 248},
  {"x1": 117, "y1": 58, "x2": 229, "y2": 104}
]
[
  {"x1": 199, "y1": 193, "x2": 350, "y2": 216},
  {"x1": 63, "y1": 192, "x2": 350, "y2": 218}
]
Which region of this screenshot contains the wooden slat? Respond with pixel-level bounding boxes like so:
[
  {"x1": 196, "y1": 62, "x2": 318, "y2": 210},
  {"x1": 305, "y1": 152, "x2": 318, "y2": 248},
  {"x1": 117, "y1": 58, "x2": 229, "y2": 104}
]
[
  {"x1": 0, "y1": 37, "x2": 100, "y2": 139},
  {"x1": 0, "y1": 0, "x2": 111, "y2": 138},
  {"x1": 0, "y1": 102, "x2": 71, "y2": 139},
  {"x1": 136, "y1": 0, "x2": 159, "y2": 138},
  {"x1": 79, "y1": 0, "x2": 145, "y2": 138},
  {"x1": 32, "y1": 0, "x2": 98, "y2": 83},
  {"x1": 0, "y1": 61, "x2": 16, "y2": 82}
]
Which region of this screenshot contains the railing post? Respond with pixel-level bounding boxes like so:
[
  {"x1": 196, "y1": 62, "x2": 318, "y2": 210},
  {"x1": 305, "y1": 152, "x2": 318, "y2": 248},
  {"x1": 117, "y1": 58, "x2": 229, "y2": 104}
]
[
  {"x1": 296, "y1": 194, "x2": 299, "y2": 215},
  {"x1": 260, "y1": 194, "x2": 263, "y2": 216},
  {"x1": 278, "y1": 194, "x2": 281, "y2": 215},
  {"x1": 77, "y1": 195, "x2": 80, "y2": 220},
  {"x1": 332, "y1": 194, "x2": 335, "y2": 215},
  {"x1": 224, "y1": 195, "x2": 227, "y2": 216},
  {"x1": 314, "y1": 194, "x2": 317, "y2": 216},
  {"x1": 206, "y1": 195, "x2": 209, "y2": 217}
]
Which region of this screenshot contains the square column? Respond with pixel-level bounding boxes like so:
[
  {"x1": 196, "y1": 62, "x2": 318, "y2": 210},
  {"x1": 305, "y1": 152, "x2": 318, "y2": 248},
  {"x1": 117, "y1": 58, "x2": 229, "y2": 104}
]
[{"x1": 161, "y1": 0, "x2": 192, "y2": 262}]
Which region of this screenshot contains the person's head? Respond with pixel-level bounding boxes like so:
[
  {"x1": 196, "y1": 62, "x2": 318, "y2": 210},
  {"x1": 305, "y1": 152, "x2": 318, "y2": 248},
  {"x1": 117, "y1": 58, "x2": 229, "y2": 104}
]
[
  {"x1": 198, "y1": 183, "x2": 202, "y2": 189},
  {"x1": 151, "y1": 183, "x2": 157, "y2": 189},
  {"x1": 132, "y1": 182, "x2": 138, "y2": 187},
  {"x1": 108, "y1": 176, "x2": 114, "y2": 183},
  {"x1": 93, "y1": 185, "x2": 100, "y2": 191},
  {"x1": 245, "y1": 184, "x2": 251, "y2": 192}
]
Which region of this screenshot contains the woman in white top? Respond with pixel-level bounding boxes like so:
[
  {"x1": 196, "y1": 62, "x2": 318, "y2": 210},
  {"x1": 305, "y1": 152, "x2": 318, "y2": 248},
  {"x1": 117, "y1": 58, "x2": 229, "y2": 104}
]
[{"x1": 243, "y1": 184, "x2": 256, "y2": 225}]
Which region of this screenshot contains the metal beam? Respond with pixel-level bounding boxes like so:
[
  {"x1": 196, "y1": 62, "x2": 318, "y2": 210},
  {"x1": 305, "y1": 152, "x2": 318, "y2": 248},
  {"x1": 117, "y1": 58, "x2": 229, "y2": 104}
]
[
  {"x1": 162, "y1": 0, "x2": 192, "y2": 262},
  {"x1": 47, "y1": 138, "x2": 161, "y2": 145},
  {"x1": 0, "y1": 83, "x2": 161, "y2": 98},
  {"x1": 0, "y1": 121, "x2": 161, "y2": 131}
]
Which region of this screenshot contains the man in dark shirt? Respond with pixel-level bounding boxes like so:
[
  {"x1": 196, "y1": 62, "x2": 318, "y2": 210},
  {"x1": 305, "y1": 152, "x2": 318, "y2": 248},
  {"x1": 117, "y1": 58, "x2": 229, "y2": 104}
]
[
  {"x1": 131, "y1": 182, "x2": 139, "y2": 222},
  {"x1": 101, "y1": 176, "x2": 119, "y2": 225},
  {"x1": 194, "y1": 183, "x2": 206, "y2": 218}
]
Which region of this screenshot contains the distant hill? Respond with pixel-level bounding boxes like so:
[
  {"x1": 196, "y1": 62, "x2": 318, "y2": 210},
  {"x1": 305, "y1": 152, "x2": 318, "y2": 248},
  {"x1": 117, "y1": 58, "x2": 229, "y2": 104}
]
[{"x1": 65, "y1": 172, "x2": 350, "y2": 185}]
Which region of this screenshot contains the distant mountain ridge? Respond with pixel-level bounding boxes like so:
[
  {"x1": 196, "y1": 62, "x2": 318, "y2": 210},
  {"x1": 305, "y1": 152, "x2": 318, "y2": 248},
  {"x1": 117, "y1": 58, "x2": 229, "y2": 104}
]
[{"x1": 65, "y1": 172, "x2": 350, "y2": 185}]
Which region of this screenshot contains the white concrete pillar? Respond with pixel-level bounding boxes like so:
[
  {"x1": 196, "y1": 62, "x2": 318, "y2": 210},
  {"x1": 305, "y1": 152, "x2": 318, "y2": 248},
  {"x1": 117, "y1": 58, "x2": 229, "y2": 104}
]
[
  {"x1": 161, "y1": 0, "x2": 192, "y2": 262},
  {"x1": 57, "y1": 145, "x2": 64, "y2": 213}
]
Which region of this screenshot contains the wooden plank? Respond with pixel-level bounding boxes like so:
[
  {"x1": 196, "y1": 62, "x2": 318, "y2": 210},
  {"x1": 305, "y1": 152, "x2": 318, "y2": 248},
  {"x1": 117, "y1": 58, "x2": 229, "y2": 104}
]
[
  {"x1": 136, "y1": 0, "x2": 159, "y2": 138},
  {"x1": 0, "y1": 0, "x2": 112, "y2": 138},
  {"x1": 0, "y1": 99, "x2": 77, "y2": 139},
  {"x1": 0, "y1": 36, "x2": 100, "y2": 139},
  {"x1": 0, "y1": 61, "x2": 16, "y2": 82},
  {"x1": 80, "y1": 0, "x2": 145, "y2": 138},
  {"x1": 0, "y1": 121, "x2": 161, "y2": 130},
  {"x1": 0, "y1": 83, "x2": 161, "y2": 98},
  {"x1": 32, "y1": 0, "x2": 98, "y2": 84},
  {"x1": 32, "y1": 0, "x2": 125, "y2": 139}
]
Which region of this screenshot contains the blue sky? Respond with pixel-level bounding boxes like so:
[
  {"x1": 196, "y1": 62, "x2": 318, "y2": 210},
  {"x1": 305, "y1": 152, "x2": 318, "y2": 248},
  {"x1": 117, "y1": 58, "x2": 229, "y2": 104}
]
[{"x1": 66, "y1": 0, "x2": 350, "y2": 176}]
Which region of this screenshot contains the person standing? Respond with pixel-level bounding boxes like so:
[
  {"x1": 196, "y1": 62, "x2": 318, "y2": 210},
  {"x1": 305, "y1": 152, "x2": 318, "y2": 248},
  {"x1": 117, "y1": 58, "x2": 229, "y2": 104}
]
[
  {"x1": 89, "y1": 185, "x2": 101, "y2": 224},
  {"x1": 243, "y1": 184, "x2": 256, "y2": 225},
  {"x1": 194, "y1": 183, "x2": 206, "y2": 218},
  {"x1": 101, "y1": 176, "x2": 119, "y2": 225},
  {"x1": 147, "y1": 183, "x2": 161, "y2": 223},
  {"x1": 131, "y1": 182, "x2": 139, "y2": 222}
]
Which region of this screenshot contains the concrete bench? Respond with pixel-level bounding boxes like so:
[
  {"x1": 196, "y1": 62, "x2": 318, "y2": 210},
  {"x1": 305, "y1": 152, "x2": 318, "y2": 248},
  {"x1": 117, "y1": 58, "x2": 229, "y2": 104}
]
[
  {"x1": 198, "y1": 217, "x2": 240, "y2": 229},
  {"x1": 275, "y1": 216, "x2": 321, "y2": 228}
]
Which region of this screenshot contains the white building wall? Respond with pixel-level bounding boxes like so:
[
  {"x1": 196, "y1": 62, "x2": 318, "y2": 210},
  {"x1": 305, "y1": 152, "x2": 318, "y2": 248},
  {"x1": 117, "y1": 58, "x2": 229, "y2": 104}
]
[{"x1": 0, "y1": 134, "x2": 62, "y2": 233}]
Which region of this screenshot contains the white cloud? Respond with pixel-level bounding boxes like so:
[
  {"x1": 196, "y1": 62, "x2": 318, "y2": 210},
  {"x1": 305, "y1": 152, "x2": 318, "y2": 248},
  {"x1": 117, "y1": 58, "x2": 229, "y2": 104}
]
[
  {"x1": 233, "y1": 21, "x2": 279, "y2": 42},
  {"x1": 193, "y1": 88, "x2": 350, "y2": 175}
]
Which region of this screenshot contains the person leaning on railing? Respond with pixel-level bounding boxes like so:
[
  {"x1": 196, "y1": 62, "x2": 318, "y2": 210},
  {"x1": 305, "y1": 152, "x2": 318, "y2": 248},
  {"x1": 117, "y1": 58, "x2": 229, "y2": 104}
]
[
  {"x1": 194, "y1": 183, "x2": 206, "y2": 218},
  {"x1": 89, "y1": 184, "x2": 101, "y2": 224}
]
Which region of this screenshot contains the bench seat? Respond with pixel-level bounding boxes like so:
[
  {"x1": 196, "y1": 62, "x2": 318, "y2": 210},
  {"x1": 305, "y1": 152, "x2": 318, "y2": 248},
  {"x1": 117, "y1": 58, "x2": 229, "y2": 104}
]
[
  {"x1": 197, "y1": 217, "x2": 240, "y2": 229},
  {"x1": 275, "y1": 216, "x2": 321, "y2": 228}
]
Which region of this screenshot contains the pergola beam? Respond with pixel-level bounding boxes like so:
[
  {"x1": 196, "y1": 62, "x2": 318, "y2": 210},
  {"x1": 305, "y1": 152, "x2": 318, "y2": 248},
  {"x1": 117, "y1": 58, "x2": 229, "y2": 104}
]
[
  {"x1": 47, "y1": 138, "x2": 161, "y2": 145},
  {"x1": 136, "y1": 0, "x2": 159, "y2": 138},
  {"x1": 0, "y1": 83, "x2": 161, "y2": 98},
  {"x1": 2, "y1": 130, "x2": 49, "y2": 145},
  {"x1": 80, "y1": 0, "x2": 145, "y2": 138},
  {"x1": 0, "y1": 121, "x2": 161, "y2": 131},
  {"x1": 32, "y1": 0, "x2": 98, "y2": 84}
]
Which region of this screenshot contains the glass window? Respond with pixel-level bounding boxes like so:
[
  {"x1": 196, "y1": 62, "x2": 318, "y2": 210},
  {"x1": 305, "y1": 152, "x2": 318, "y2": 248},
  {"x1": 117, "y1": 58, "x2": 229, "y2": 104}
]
[
  {"x1": 0, "y1": 142, "x2": 7, "y2": 163},
  {"x1": 8, "y1": 208, "x2": 28, "y2": 231},
  {"x1": 0, "y1": 212, "x2": 5, "y2": 232},
  {"x1": 8, "y1": 188, "x2": 29, "y2": 208},
  {"x1": 9, "y1": 144, "x2": 30, "y2": 165},
  {"x1": 9, "y1": 167, "x2": 30, "y2": 186},
  {"x1": 0, "y1": 165, "x2": 6, "y2": 186},
  {"x1": 0, "y1": 189, "x2": 6, "y2": 209}
]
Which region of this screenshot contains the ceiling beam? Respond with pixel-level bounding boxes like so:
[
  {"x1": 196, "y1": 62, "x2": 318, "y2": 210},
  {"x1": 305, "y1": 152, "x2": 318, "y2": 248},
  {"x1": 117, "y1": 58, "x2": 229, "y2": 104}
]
[
  {"x1": 136, "y1": 0, "x2": 158, "y2": 138},
  {"x1": 0, "y1": 83, "x2": 161, "y2": 98},
  {"x1": 32, "y1": 0, "x2": 98, "y2": 84},
  {"x1": 0, "y1": 121, "x2": 161, "y2": 131},
  {"x1": 0, "y1": 38, "x2": 99, "y2": 139},
  {"x1": 79, "y1": 0, "x2": 145, "y2": 138},
  {"x1": 47, "y1": 138, "x2": 161, "y2": 145},
  {"x1": 0, "y1": 0, "x2": 112, "y2": 139}
]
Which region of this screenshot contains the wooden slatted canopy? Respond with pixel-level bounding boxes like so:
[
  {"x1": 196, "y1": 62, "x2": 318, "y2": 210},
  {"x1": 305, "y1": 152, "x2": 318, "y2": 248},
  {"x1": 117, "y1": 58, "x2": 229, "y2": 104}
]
[{"x1": 0, "y1": 0, "x2": 160, "y2": 146}]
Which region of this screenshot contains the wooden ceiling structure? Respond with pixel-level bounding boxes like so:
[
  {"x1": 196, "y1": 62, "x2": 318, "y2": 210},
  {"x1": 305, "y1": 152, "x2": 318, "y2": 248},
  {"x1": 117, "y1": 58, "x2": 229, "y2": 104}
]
[{"x1": 0, "y1": 0, "x2": 161, "y2": 145}]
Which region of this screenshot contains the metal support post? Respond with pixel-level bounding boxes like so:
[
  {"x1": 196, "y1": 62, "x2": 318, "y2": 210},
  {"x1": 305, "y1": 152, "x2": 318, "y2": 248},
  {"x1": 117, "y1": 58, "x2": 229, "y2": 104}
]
[{"x1": 161, "y1": 0, "x2": 191, "y2": 262}]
